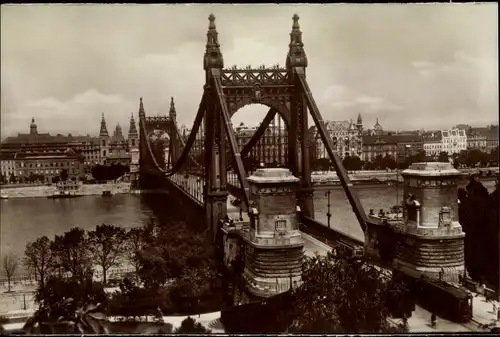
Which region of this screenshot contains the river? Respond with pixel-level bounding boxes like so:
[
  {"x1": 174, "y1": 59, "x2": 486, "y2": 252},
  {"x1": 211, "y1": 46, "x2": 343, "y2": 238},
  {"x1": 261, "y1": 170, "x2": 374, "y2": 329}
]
[{"x1": 1, "y1": 180, "x2": 496, "y2": 277}]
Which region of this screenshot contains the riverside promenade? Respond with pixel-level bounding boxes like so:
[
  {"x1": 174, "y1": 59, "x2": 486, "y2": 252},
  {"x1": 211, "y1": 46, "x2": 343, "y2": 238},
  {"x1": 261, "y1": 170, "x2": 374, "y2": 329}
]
[{"x1": 0, "y1": 182, "x2": 131, "y2": 199}]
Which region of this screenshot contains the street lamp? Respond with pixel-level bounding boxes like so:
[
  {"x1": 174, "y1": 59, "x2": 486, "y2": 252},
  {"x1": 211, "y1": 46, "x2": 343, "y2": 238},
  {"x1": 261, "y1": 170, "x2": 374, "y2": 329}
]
[
  {"x1": 197, "y1": 177, "x2": 201, "y2": 201},
  {"x1": 325, "y1": 190, "x2": 331, "y2": 228},
  {"x1": 184, "y1": 173, "x2": 189, "y2": 191}
]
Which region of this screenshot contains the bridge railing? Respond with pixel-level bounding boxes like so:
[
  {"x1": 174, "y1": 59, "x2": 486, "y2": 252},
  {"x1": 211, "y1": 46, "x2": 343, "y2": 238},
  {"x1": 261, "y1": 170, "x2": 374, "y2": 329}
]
[
  {"x1": 166, "y1": 173, "x2": 204, "y2": 204},
  {"x1": 300, "y1": 215, "x2": 365, "y2": 256}
]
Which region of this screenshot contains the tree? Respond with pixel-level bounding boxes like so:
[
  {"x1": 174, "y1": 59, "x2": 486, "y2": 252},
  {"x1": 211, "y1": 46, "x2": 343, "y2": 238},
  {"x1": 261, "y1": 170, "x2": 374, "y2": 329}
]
[
  {"x1": 88, "y1": 224, "x2": 126, "y2": 285},
  {"x1": 24, "y1": 276, "x2": 109, "y2": 334},
  {"x1": 437, "y1": 151, "x2": 449, "y2": 163},
  {"x1": 174, "y1": 316, "x2": 211, "y2": 334},
  {"x1": 283, "y1": 251, "x2": 412, "y2": 333},
  {"x1": 342, "y1": 155, "x2": 363, "y2": 171},
  {"x1": 3, "y1": 252, "x2": 19, "y2": 292},
  {"x1": 124, "y1": 228, "x2": 145, "y2": 274},
  {"x1": 24, "y1": 236, "x2": 54, "y2": 288},
  {"x1": 51, "y1": 228, "x2": 92, "y2": 281},
  {"x1": 312, "y1": 158, "x2": 331, "y2": 171},
  {"x1": 60, "y1": 169, "x2": 69, "y2": 181}
]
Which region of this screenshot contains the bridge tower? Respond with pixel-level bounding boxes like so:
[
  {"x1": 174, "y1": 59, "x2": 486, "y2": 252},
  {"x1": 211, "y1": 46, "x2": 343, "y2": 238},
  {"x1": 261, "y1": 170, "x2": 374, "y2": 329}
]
[
  {"x1": 286, "y1": 14, "x2": 314, "y2": 218},
  {"x1": 98, "y1": 112, "x2": 110, "y2": 164},
  {"x1": 203, "y1": 14, "x2": 228, "y2": 241},
  {"x1": 367, "y1": 162, "x2": 466, "y2": 282},
  {"x1": 168, "y1": 97, "x2": 179, "y2": 164}
]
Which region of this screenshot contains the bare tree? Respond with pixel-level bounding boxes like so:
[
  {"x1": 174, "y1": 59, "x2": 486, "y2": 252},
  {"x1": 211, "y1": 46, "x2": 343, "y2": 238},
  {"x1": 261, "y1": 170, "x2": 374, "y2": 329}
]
[
  {"x1": 3, "y1": 252, "x2": 19, "y2": 292},
  {"x1": 24, "y1": 236, "x2": 53, "y2": 288},
  {"x1": 88, "y1": 224, "x2": 126, "y2": 285}
]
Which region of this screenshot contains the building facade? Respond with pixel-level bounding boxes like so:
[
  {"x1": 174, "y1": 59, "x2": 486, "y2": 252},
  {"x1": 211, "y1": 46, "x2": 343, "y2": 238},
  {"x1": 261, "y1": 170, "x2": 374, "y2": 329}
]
[
  {"x1": 235, "y1": 118, "x2": 288, "y2": 166},
  {"x1": 98, "y1": 113, "x2": 138, "y2": 166},
  {"x1": 361, "y1": 135, "x2": 397, "y2": 162},
  {"x1": 423, "y1": 132, "x2": 443, "y2": 158},
  {"x1": 15, "y1": 150, "x2": 84, "y2": 183},
  {"x1": 362, "y1": 134, "x2": 423, "y2": 163},
  {"x1": 440, "y1": 128, "x2": 467, "y2": 156},
  {"x1": 0, "y1": 153, "x2": 16, "y2": 182},
  {"x1": 1, "y1": 118, "x2": 96, "y2": 176},
  {"x1": 311, "y1": 114, "x2": 363, "y2": 160}
]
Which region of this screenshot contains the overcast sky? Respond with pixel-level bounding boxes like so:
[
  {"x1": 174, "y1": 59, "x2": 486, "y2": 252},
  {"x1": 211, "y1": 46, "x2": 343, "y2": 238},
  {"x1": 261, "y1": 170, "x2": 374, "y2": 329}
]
[{"x1": 1, "y1": 4, "x2": 498, "y2": 138}]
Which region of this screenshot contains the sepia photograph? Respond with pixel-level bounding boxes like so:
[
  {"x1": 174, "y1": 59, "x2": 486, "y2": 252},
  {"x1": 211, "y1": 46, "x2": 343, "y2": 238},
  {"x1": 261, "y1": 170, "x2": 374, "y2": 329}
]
[{"x1": 0, "y1": 3, "x2": 499, "y2": 334}]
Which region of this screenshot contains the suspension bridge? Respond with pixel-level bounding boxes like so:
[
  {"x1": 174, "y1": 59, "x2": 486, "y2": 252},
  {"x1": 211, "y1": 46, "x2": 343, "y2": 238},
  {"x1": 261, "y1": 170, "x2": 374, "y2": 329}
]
[
  {"x1": 133, "y1": 13, "x2": 493, "y2": 326},
  {"x1": 138, "y1": 13, "x2": 369, "y2": 246}
]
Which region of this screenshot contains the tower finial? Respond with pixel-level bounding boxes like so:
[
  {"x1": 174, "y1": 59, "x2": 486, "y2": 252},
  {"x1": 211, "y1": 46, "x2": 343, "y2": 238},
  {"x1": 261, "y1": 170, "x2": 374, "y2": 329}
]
[
  {"x1": 208, "y1": 13, "x2": 216, "y2": 29},
  {"x1": 292, "y1": 13, "x2": 300, "y2": 29},
  {"x1": 169, "y1": 97, "x2": 176, "y2": 119},
  {"x1": 99, "y1": 112, "x2": 109, "y2": 137},
  {"x1": 286, "y1": 13, "x2": 307, "y2": 68},
  {"x1": 139, "y1": 97, "x2": 145, "y2": 116},
  {"x1": 204, "y1": 13, "x2": 223, "y2": 70}
]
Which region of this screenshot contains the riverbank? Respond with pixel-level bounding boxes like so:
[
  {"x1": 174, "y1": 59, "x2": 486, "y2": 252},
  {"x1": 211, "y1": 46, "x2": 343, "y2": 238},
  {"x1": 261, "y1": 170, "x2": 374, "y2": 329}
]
[{"x1": 0, "y1": 182, "x2": 131, "y2": 199}]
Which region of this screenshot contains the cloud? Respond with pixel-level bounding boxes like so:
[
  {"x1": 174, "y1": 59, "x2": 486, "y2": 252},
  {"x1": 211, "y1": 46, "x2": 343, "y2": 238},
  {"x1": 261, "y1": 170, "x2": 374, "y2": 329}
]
[
  {"x1": 0, "y1": 4, "x2": 497, "y2": 135},
  {"x1": 412, "y1": 60, "x2": 435, "y2": 69},
  {"x1": 1, "y1": 90, "x2": 136, "y2": 137},
  {"x1": 355, "y1": 95, "x2": 384, "y2": 105}
]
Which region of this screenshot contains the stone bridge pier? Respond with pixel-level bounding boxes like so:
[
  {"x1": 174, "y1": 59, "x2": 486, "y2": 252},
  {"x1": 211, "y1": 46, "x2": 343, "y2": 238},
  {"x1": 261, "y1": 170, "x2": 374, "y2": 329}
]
[
  {"x1": 221, "y1": 168, "x2": 304, "y2": 302},
  {"x1": 366, "y1": 162, "x2": 465, "y2": 283}
]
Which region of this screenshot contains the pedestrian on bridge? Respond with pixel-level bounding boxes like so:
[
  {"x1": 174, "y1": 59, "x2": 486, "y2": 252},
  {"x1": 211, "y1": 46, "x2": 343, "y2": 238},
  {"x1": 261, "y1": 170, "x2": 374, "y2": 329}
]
[{"x1": 430, "y1": 313, "x2": 436, "y2": 329}]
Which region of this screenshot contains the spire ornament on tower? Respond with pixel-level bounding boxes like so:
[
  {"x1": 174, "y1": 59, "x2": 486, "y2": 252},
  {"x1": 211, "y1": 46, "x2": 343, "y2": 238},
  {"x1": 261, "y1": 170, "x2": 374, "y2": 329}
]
[
  {"x1": 169, "y1": 97, "x2": 177, "y2": 121},
  {"x1": 99, "y1": 112, "x2": 109, "y2": 137},
  {"x1": 204, "y1": 14, "x2": 224, "y2": 70},
  {"x1": 286, "y1": 13, "x2": 308, "y2": 69},
  {"x1": 139, "y1": 97, "x2": 145, "y2": 118},
  {"x1": 129, "y1": 112, "x2": 138, "y2": 137}
]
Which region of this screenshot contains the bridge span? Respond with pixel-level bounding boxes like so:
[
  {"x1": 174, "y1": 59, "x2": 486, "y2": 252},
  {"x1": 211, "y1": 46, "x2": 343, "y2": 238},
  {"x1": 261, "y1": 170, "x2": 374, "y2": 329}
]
[{"x1": 133, "y1": 12, "x2": 498, "y2": 329}]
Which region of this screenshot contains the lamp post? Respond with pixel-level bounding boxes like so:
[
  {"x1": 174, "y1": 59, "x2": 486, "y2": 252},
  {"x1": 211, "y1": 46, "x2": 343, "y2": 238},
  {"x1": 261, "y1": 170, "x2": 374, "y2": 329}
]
[
  {"x1": 197, "y1": 177, "x2": 201, "y2": 201},
  {"x1": 184, "y1": 173, "x2": 189, "y2": 191},
  {"x1": 325, "y1": 190, "x2": 331, "y2": 228}
]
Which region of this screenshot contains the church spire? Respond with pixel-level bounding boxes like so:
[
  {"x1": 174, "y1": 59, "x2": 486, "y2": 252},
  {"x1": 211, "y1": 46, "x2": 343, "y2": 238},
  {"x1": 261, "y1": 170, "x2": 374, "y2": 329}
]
[
  {"x1": 286, "y1": 14, "x2": 308, "y2": 68},
  {"x1": 128, "y1": 112, "x2": 138, "y2": 137},
  {"x1": 169, "y1": 97, "x2": 177, "y2": 121},
  {"x1": 203, "y1": 14, "x2": 224, "y2": 70},
  {"x1": 138, "y1": 97, "x2": 145, "y2": 118},
  {"x1": 99, "y1": 113, "x2": 109, "y2": 138},
  {"x1": 357, "y1": 112, "x2": 362, "y2": 125}
]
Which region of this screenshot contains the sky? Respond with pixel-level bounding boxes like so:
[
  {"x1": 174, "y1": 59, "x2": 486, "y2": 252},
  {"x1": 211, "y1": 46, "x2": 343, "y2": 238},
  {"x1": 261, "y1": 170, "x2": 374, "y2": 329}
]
[{"x1": 1, "y1": 3, "x2": 498, "y2": 138}]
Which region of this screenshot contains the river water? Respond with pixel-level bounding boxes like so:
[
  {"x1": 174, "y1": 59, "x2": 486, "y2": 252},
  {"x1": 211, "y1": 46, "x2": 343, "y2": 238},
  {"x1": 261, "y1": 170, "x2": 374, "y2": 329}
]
[{"x1": 1, "y1": 180, "x2": 496, "y2": 277}]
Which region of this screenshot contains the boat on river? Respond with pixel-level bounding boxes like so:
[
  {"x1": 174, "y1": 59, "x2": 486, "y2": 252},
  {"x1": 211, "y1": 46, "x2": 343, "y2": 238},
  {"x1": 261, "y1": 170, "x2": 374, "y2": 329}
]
[
  {"x1": 48, "y1": 181, "x2": 83, "y2": 199},
  {"x1": 102, "y1": 190, "x2": 112, "y2": 197},
  {"x1": 0, "y1": 195, "x2": 8, "y2": 200}
]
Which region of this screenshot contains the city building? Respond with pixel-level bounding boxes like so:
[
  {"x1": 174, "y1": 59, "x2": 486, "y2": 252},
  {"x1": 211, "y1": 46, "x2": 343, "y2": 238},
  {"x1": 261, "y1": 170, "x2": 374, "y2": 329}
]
[
  {"x1": 361, "y1": 134, "x2": 423, "y2": 163},
  {"x1": 311, "y1": 114, "x2": 363, "y2": 160},
  {"x1": 0, "y1": 152, "x2": 16, "y2": 182},
  {"x1": 466, "y1": 129, "x2": 487, "y2": 152},
  {"x1": 1, "y1": 118, "x2": 99, "y2": 174},
  {"x1": 14, "y1": 149, "x2": 84, "y2": 183},
  {"x1": 235, "y1": 119, "x2": 288, "y2": 165},
  {"x1": 367, "y1": 118, "x2": 384, "y2": 136},
  {"x1": 468, "y1": 125, "x2": 500, "y2": 153},
  {"x1": 361, "y1": 135, "x2": 397, "y2": 162},
  {"x1": 440, "y1": 128, "x2": 467, "y2": 156},
  {"x1": 98, "y1": 113, "x2": 138, "y2": 166},
  {"x1": 423, "y1": 132, "x2": 443, "y2": 158}
]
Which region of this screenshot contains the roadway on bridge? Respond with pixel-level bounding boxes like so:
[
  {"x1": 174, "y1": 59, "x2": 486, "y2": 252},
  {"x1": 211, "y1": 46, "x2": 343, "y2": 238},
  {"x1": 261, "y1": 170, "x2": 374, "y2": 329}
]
[
  {"x1": 171, "y1": 175, "x2": 497, "y2": 332},
  {"x1": 171, "y1": 174, "x2": 365, "y2": 240}
]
